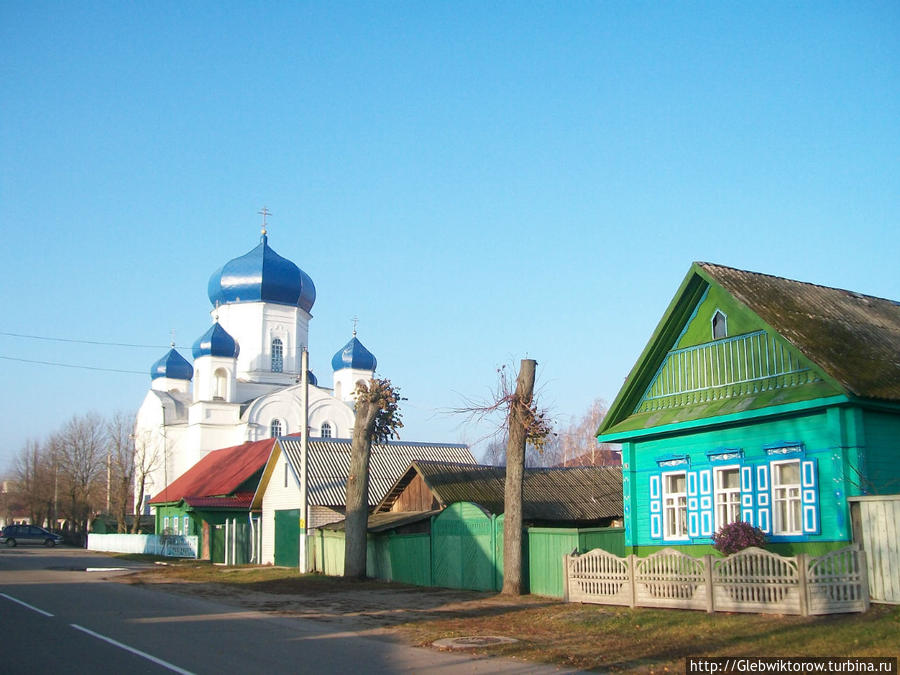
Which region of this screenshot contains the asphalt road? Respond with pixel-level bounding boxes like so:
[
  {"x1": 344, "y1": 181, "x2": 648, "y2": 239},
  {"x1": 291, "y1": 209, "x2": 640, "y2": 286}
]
[{"x1": 0, "y1": 546, "x2": 575, "y2": 674}]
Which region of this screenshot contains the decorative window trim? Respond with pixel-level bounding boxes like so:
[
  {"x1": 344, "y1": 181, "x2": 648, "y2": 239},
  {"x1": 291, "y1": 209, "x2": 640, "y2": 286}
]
[
  {"x1": 655, "y1": 454, "x2": 689, "y2": 467},
  {"x1": 706, "y1": 447, "x2": 743, "y2": 463},
  {"x1": 771, "y1": 458, "x2": 803, "y2": 536},
  {"x1": 764, "y1": 442, "x2": 804, "y2": 457},
  {"x1": 713, "y1": 464, "x2": 742, "y2": 532}
]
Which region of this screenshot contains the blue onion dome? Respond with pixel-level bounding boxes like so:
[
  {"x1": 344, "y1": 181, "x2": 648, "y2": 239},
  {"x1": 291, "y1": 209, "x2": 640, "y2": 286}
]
[
  {"x1": 207, "y1": 234, "x2": 316, "y2": 312},
  {"x1": 307, "y1": 370, "x2": 318, "y2": 386},
  {"x1": 332, "y1": 334, "x2": 377, "y2": 371},
  {"x1": 151, "y1": 348, "x2": 194, "y2": 381},
  {"x1": 192, "y1": 322, "x2": 240, "y2": 359}
]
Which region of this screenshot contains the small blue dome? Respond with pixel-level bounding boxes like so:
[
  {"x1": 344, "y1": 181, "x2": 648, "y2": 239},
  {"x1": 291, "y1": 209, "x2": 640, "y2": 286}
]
[
  {"x1": 151, "y1": 348, "x2": 193, "y2": 381},
  {"x1": 207, "y1": 234, "x2": 316, "y2": 312},
  {"x1": 332, "y1": 335, "x2": 377, "y2": 372},
  {"x1": 192, "y1": 323, "x2": 240, "y2": 359},
  {"x1": 307, "y1": 370, "x2": 318, "y2": 386}
]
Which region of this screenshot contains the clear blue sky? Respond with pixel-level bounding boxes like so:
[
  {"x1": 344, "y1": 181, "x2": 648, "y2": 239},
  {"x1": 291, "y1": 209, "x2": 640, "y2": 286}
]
[{"x1": 1, "y1": 2, "x2": 898, "y2": 471}]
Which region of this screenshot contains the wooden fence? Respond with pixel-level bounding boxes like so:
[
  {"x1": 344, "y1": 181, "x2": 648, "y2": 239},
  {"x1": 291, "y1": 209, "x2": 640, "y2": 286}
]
[{"x1": 565, "y1": 546, "x2": 869, "y2": 616}]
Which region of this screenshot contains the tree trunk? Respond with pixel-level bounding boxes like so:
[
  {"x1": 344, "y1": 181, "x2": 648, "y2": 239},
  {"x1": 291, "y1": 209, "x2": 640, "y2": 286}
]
[
  {"x1": 344, "y1": 399, "x2": 379, "y2": 578},
  {"x1": 502, "y1": 358, "x2": 536, "y2": 595}
]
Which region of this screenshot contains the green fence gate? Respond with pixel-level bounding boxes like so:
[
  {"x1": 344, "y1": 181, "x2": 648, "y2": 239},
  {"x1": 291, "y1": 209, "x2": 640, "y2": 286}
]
[
  {"x1": 274, "y1": 509, "x2": 300, "y2": 567},
  {"x1": 431, "y1": 503, "x2": 497, "y2": 591}
]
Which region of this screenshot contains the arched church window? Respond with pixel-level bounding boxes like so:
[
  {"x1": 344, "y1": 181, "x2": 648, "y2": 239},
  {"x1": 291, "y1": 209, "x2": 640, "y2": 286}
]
[
  {"x1": 214, "y1": 368, "x2": 227, "y2": 400},
  {"x1": 712, "y1": 310, "x2": 728, "y2": 340},
  {"x1": 320, "y1": 422, "x2": 332, "y2": 438},
  {"x1": 271, "y1": 338, "x2": 284, "y2": 373},
  {"x1": 270, "y1": 419, "x2": 283, "y2": 438}
]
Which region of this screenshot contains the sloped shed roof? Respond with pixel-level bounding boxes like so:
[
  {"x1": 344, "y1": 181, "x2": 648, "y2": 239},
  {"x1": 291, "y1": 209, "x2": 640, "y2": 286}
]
[
  {"x1": 150, "y1": 438, "x2": 275, "y2": 504},
  {"x1": 377, "y1": 461, "x2": 623, "y2": 522},
  {"x1": 278, "y1": 439, "x2": 476, "y2": 507},
  {"x1": 698, "y1": 262, "x2": 900, "y2": 401}
]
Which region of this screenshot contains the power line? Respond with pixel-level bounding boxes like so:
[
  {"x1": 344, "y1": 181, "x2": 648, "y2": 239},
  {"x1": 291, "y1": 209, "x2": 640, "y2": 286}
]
[
  {"x1": 0, "y1": 331, "x2": 185, "y2": 350},
  {"x1": 0, "y1": 355, "x2": 146, "y2": 375}
]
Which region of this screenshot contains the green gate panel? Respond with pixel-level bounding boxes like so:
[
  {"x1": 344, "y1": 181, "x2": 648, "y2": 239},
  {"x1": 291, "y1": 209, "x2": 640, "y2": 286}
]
[
  {"x1": 321, "y1": 530, "x2": 345, "y2": 575},
  {"x1": 431, "y1": 502, "x2": 496, "y2": 592},
  {"x1": 388, "y1": 534, "x2": 431, "y2": 586},
  {"x1": 211, "y1": 524, "x2": 225, "y2": 564},
  {"x1": 274, "y1": 509, "x2": 300, "y2": 567},
  {"x1": 579, "y1": 527, "x2": 626, "y2": 557},
  {"x1": 527, "y1": 528, "x2": 579, "y2": 597}
]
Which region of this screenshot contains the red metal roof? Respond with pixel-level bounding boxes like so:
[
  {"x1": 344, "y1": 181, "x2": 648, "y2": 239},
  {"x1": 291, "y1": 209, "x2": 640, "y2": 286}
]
[{"x1": 149, "y1": 438, "x2": 275, "y2": 504}]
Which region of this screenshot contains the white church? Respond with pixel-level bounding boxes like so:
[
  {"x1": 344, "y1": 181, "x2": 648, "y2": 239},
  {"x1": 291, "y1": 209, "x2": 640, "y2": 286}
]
[{"x1": 135, "y1": 218, "x2": 377, "y2": 509}]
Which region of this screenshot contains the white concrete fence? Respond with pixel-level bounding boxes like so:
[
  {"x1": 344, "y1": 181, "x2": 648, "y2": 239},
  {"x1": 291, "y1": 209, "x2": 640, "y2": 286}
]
[
  {"x1": 87, "y1": 533, "x2": 199, "y2": 558},
  {"x1": 564, "y1": 546, "x2": 869, "y2": 616}
]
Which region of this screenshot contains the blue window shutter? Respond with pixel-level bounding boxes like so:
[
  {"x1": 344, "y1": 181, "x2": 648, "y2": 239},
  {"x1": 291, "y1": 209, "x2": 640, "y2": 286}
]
[
  {"x1": 698, "y1": 469, "x2": 714, "y2": 537},
  {"x1": 756, "y1": 464, "x2": 772, "y2": 534},
  {"x1": 649, "y1": 473, "x2": 662, "y2": 539},
  {"x1": 740, "y1": 466, "x2": 755, "y2": 526},
  {"x1": 801, "y1": 458, "x2": 820, "y2": 534},
  {"x1": 687, "y1": 471, "x2": 700, "y2": 538}
]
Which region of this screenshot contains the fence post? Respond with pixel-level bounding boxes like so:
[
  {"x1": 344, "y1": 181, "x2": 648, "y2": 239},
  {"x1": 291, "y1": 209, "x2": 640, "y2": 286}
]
[
  {"x1": 858, "y1": 548, "x2": 870, "y2": 612},
  {"x1": 703, "y1": 555, "x2": 715, "y2": 613},
  {"x1": 797, "y1": 553, "x2": 809, "y2": 617},
  {"x1": 563, "y1": 554, "x2": 570, "y2": 602},
  {"x1": 628, "y1": 554, "x2": 637, "y2": 608}
]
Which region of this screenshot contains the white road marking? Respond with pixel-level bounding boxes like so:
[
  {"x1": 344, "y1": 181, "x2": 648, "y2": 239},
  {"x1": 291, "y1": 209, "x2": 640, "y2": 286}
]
[
  {"x1": 70, "y1": 624, "x2": 196, "y2": 675},
  {"x1": 0, "y1": 592, "x2": 54, "y2": 617}
]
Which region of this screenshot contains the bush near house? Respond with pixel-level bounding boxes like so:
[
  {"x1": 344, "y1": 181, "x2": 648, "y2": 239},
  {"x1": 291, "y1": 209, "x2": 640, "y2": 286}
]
[{"x1": 712, "y1": 521, "x2": 767, "y2": 555}]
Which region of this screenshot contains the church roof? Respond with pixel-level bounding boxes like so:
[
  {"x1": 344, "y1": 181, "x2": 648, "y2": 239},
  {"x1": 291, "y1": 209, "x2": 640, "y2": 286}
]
[
  {"x1": 192, "y1": 322, "x2": 240, "y2": 359},
  {"x1": 207, "y1": 234, "x2": 316, "y2": 312},
  {"x1": 149, "y1": 438, "x2": 275, "y2": 504},
  {"x1": 331, "y1": 335, "x2": 377, "y2": 371},
  {"x1": 150, "y1": 348, "x2": 193, "y2": 381}
]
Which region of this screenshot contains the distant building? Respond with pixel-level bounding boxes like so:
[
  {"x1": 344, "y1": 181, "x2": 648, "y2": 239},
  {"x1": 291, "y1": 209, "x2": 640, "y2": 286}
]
[{"x1": 135, "y1": 217, "x2": 378, "y2": 511}]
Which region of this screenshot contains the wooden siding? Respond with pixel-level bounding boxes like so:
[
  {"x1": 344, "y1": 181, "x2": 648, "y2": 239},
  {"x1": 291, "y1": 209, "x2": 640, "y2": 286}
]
[
  {"x1": 850, "y1": 496, "x2": 900, "y2": 603},
  {"x1": 260, "y1": 450, "x2": 301, "y2": 565},
  {"x1": 627, "y1": 407, "x2": 850, "y2": 550},
  {"x1": 389, "y1": 472, "x2": 438, "y2": 512},
  {"x1": 862, "y1": 411, "x2": 900, "y2": 495}
]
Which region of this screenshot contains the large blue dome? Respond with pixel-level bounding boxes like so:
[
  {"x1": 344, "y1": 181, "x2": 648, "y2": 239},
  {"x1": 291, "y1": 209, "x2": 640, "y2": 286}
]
[
  {"x1": 151, "y1": 348, "x2": 194, "y2": 381},
  {"x1": 192, "y1": 323, "x2": 240, "y2": 359},
  {"x1": 332, "y1": 335, "x2": 377, "y2": 372},
  {"x1": 207, "y1": 234, "x2": 316, "y2": 312}
]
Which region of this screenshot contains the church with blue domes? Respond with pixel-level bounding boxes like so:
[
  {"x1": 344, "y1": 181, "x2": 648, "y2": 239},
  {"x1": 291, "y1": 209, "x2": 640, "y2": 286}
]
[{"x1": 134, "y1": 219, "x2": 377, "y2": 507}]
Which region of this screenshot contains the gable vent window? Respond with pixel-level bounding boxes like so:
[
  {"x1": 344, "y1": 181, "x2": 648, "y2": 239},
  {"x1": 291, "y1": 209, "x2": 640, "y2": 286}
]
[
  {"x1": 712, "y1": 310, "x2": 728, "y2": 340},
  {"x1": 271, "y1": 338, "x2": 284, "y2": 373}
]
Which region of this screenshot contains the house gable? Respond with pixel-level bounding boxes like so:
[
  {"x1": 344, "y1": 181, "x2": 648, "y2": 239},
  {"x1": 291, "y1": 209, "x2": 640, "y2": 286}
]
[{"x1": 600, "y1": 265, "x2": 843, "y2": 439}]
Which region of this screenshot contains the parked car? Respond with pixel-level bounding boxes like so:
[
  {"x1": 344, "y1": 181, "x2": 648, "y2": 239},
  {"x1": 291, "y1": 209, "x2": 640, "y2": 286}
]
[{"x1": 1, "y1": 524, "x2": 63, "y2": 547}]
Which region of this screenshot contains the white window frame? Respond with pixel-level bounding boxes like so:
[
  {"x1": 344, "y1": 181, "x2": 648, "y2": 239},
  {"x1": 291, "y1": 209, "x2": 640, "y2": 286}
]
[
  {"x1": 270, "y1": 419, "x2": 282, "y2": 438},
  {"x1": 320, "y1": 421, "x2": 332, "y2": 438},
  {"x1": 271, "y1": 338, "x2": 284, "y2": 373},
  {"x1": 163, "y1": 515, "x2": 170, "y2": 533},
  {"x1": 183, "y1": 515, "x2": 190, "y2": 535},
  {"x1": 714, "y1": 465, "x2": 742, "y2": 531},
  {"x1": 662, "y1": 470, "x2": 689, "y2": 540},
  {"x1": 772, "y1": 459, "x2": 802, "y2": 535}
]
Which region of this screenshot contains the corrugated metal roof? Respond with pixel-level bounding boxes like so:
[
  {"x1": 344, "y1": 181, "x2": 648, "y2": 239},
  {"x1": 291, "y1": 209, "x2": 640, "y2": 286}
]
[
  {"x1": 149, "y1": 438, "x2": 274, "y2": 504},
  {"x1": 278, "y1": 439, "x2": 475, "y2": 507},
  {"x1": 377, "y1": 461, "x2": 623, "y2": 522},
  {"x1": 698, "y1": 262, "x2": 900, "y2": 401}
]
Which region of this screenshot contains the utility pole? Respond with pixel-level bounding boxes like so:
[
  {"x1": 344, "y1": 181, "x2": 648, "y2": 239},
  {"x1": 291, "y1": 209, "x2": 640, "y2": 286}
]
[{"x1": 299, "y1": 348, "x2": 309, "y2": 573}]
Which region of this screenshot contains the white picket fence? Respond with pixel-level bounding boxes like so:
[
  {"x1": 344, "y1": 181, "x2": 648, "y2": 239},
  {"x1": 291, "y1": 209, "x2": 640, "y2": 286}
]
[
  {"x1": 565, "y1": 546, "x2": 869, "y2": 616},
  {"x1": 87, "y1": 533, "x2": 199, "y2": 558}
]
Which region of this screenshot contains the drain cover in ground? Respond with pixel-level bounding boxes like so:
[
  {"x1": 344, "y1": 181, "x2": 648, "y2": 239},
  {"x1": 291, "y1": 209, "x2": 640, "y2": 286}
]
[{"x1": 432, "y1": 636, "x2": 519, "y2": 649}]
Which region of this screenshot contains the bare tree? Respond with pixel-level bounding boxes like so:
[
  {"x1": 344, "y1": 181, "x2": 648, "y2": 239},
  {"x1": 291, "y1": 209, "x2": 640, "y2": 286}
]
[
  {"x1": 344, "y1": 378, "x2": 403, "y2": 578},
  {"x1": 131, "y1": 428, "x2": 162, "y2": 532},
  {"x1": 57, "y1": 413, "x2": 106, "y2": 542},
  {"x1": 555, "y1": 398, "x2": 619, "y2": 467},
  {"x1": 107, "y1": 412, "x2": 137, "y2": 533}
]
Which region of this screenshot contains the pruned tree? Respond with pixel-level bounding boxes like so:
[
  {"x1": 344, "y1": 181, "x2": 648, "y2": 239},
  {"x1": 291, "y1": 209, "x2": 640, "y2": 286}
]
[
  {"x1": 455, "y1": 359, "x2": 552, "y2": 595},
  {"x1": 344, "y1": 378, "x2": 403, "y2": 578}
]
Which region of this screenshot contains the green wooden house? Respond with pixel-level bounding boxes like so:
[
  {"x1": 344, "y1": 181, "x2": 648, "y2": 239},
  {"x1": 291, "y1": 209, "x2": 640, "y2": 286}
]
[
  {"x1": 597, "y1": 262, "x2": 900, "y2": 557},
  {"x1": 149, "y1": 437, "x2": 275, "y2": 561}
]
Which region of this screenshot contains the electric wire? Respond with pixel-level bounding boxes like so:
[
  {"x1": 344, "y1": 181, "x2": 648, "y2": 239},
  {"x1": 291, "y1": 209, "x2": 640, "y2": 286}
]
[
  {"x1": 0, "y1": 331, "x2": 183, "y2": 350},
  {"x1": 0, "y1": 355, "x2": 146, "y2": 375}
]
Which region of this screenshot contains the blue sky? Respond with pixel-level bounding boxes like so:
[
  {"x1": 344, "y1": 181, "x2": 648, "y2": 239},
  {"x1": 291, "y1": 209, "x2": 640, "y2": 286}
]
[{"x1": 1, "y1": 2, "x2": 898, "y2": 471}]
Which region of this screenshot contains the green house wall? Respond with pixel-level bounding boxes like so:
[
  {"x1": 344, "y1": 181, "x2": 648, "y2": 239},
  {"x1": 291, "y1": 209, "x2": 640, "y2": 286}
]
[{"x1": 861, "y1": 409, "x2": 900, "y2": 494}]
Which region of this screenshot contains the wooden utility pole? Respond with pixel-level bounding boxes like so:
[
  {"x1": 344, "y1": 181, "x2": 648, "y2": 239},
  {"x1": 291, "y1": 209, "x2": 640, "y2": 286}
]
[{"x1": 502, "y1": 358, "x2": 536, "y2": 595}]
